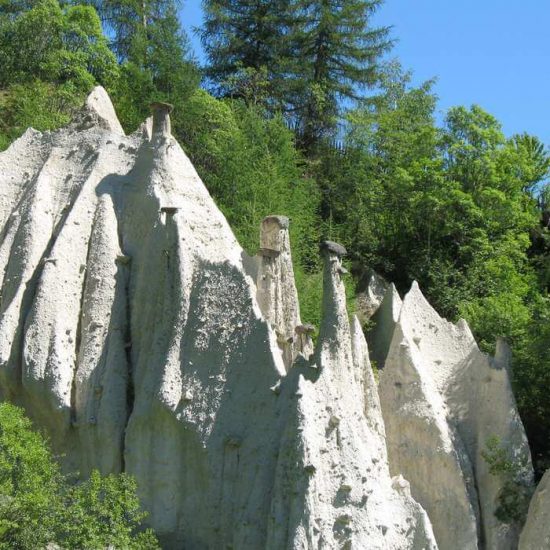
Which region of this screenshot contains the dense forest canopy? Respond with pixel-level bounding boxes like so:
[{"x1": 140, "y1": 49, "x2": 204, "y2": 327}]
[{"x1": 0, "y1": 0, "x2": 549, "y2": 486}]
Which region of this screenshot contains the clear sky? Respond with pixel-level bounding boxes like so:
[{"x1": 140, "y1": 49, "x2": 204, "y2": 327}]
[{"x1": 179, "y1": 0, "x2": 550, "y2": 144}]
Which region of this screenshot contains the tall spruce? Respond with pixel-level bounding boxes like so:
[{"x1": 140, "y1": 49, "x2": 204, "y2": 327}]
[
  {"x1": 201, "y1": 0, "x2": 391, "y2": 154},
  {"x1": 286, "y1": 0, "x2": 392, "y2": 154},
  {"x1": 200, "y1": 0, "x2": 290, "y2": 97}
]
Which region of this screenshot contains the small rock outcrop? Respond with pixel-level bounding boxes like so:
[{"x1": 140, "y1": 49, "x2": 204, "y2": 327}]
[
  {"x1": 356, "y1": 269, "x2": 389, "y2": 321},
  {"x1": 379, "y1": 282, "x2": 534, "y2": 550}
]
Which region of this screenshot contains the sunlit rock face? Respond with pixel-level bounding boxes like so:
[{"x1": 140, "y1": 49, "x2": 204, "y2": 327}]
[
  {"x1": 0, "y1": 87, "x2": 440, "y2": 549},
  {"x1": 379, "y1": 282, "x2": 534, "y2": 550},
  {"x1": 520, "y1": 469, "x2": 550, "y2": 550},
  {"x1": 255, "y1": 215, "x2": 313, "y2": 370}
]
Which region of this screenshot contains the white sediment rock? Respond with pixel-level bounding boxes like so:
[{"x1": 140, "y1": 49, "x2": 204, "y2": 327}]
[
  {"x1": 267, "y1": 243, "x2": 437, "y2": 549},
  {"x1": 256, "y1": 215, "x2": 312, "y2": 369},
  {"x1": 356, "y1": 269, "x2": 389, "y2": 321},
  {"x1": 367, "y1": 282, "x2": 402, "y2": 368},
  {"x1": 520, "y1": 469, "x2": 550, "y2": 549},
  {"x1": 379, "y1": 282, "x2": 534, "y2": 550},
  {"x1": 0, "y1": 87, "x2": 439, "y2": 549}
]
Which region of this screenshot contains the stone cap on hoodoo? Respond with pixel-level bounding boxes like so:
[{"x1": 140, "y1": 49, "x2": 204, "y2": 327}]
[
  {"x1": 320, "y1": 240, "x2": 347, "y2": 258},
  {"x1": 150, "y1": 102, "x2": 174, "y2": 136},
  {"x1": 259, "y1": 215, "x2": 290, "y2": 254},
  {"x1": 295, "y1": 323, "x2": 316, "y2": 335},
  {"x1": 262, "y1": 215, "x2": 290, "y2": 229}
]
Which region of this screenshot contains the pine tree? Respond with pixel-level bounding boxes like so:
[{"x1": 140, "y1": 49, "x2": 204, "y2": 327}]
[
  {"x1": 285, "y1": 0, "x2": 392, "y2": 154},
  {"x1": 201, "y1": 0, "x2": 291, "y2": 97},
  {"x1": 85, "y1": 0, "x2": 199, "y2": 129}
]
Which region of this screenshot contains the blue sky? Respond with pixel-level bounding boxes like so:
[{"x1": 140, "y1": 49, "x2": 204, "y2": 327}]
[{"x1": 179, "y1": 0, "x2": 550, "y2": 144}]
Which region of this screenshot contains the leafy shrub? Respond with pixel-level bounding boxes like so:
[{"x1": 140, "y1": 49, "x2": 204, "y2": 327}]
[
  {"x1": 481, "y1": 435, "x2": 533, "y2": 525},
  {"x1": 0, "y1": 403, "x2": 158, "y2": 549}
]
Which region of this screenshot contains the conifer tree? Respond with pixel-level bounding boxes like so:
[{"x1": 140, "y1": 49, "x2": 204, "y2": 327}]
[
  {"x1": 285, "y1": 0, "x2": 392, "y2": 153},
  {"x1": 200, "y1": 0, "x2": 290, "y2": 96},
  {"x1": 86, "y1": 0, "x2": 199, "y2": 129},
  {"x1": 201, "y1": 0, "x2": 391, "y2": 154}
]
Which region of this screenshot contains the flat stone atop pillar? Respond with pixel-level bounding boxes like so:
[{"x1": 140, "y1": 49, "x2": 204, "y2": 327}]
[
  {"x1": 150, "y1": 102, "x2": 174, "y2": 136},
  {"x1": 262, "y1": 215, "x2": 290, "y2": 229},
  {"x1": 295, "y1": 323, "x2": 315, "y2": 335},
  {"x1": 320, "y1": 240, "x2": 347, "y2": 258},
  {"x1": 260, "y1": 215, "x2": 290, "y2": 253}
]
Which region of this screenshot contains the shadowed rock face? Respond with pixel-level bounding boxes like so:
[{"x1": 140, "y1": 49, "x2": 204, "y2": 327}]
[
  {"x1": 0, "y1": 87, "x2": 439, "y2": 549},
  {"x1": 367, "y1": 283, "x2": 402, "y2": 369},
  {"x1": 379, "y1": 282, "x2": 534, "y2": 550}
]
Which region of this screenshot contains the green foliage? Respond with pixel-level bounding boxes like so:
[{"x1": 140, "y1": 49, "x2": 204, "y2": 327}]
[
  {"x1": 174, "y1": 89, "x2": 324, "y2": 324},
  {"x1": 0, "y1": 0, "x2": 119, "y2": 148},
  {"x1": 0, "y1": 81, "x2": 82, "y2": 147},
  {"x1": 0, "y1": 403, "x2": 158, "y2": 549},
  {"x1": 481, "y1": 436, "x2": 533, "y2": 525},
  {"x1": 283, "y1": 0, "x2": 392, "y2": 152},
  {"x1": 201, "y1": 0, "x2": 391, "y2": 153},
  {"x1": 0, "y1": 0, "x2": 118, "y2": 90},
  {"x1": 201, "y1": 0, "x2": 288, "y2": 91},
  {"x1": 316, "y1": 64, "x2": 550, "y2": 470},
  {"x1": 90, "y1": 0, "x2": 199, "y2": 131},
  {"x1": 511, "y1": 295, "x2": 550, "y2": 474}
]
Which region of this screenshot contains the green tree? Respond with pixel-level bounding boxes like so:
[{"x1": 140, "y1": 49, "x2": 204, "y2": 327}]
[
  {"x1": 284, "y1": 0, "x2": 392, "y2": 153},
  {"x1": 201, "y1": 0, "x2": 391, "y2": 154},
  {"x1": 201, "y1": 0, "x2": 289, "y2": 97},
  {"x1": 336, "y1": 69, "x2": 550, "y2": 472},
  {"x1": 0, "y1": 0, "x2": 119, "y2": 148},
  {"x1": 0, "y1": 0, "x2": 118, "y2": 90},
  {"x1": 89, "y1": 0, "x2": 199, "y2": 130},
  {"x1": 0, "y1": 402, "x2": 158, "y2": 549}
]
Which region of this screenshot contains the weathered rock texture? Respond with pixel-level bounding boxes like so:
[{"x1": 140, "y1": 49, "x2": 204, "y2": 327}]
[
  {"x1": 256, "y1": 215, "x2": 312, "y2": 369},
  {"x1": 355, "y1": 269, "x2": 389, "y2": 322},
  {"x1": 379, "y1": 282, "x2": 534, "y2": 550},
  {"x1": 520, "y1": 468, "x2": 550, "y2": 549},
  {"x1": 367, "y1": 283, "x2": 402, "y2": 369},
  {"x1": 0, "y1": 87, "x2": 440, "y2": 549},
  {"x1": 267, "y1": 244, "x2": 437, "y2": 549}
]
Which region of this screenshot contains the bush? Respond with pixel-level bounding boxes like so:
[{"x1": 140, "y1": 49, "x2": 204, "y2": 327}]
[
  {"x1": 481, "y1": 435, "x2": 533, "y2": 525},
  {"x1": 0, "y1": 403, "x2": 158, "y2": 549}
]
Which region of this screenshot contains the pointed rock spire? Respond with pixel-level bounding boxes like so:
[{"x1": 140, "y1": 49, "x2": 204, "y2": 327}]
[
  {"x1": 267, "y1": 241, "x2": 438, "y2": 549},
  {"x1": 380, "y1": 281, "x2": 533, "y2": 550},
  {"x1": 83, "y1": 86, "x2": 125, "y2": 134},
  {"x1": 519, "y1": 469, "x2": 550, "y2": 549},
  {"x1": 367, "y1": 282, "x2": 402, "y2": 368},
  {"x1": 256, "y1": 215, "x2": 311, "y2": 369}
]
